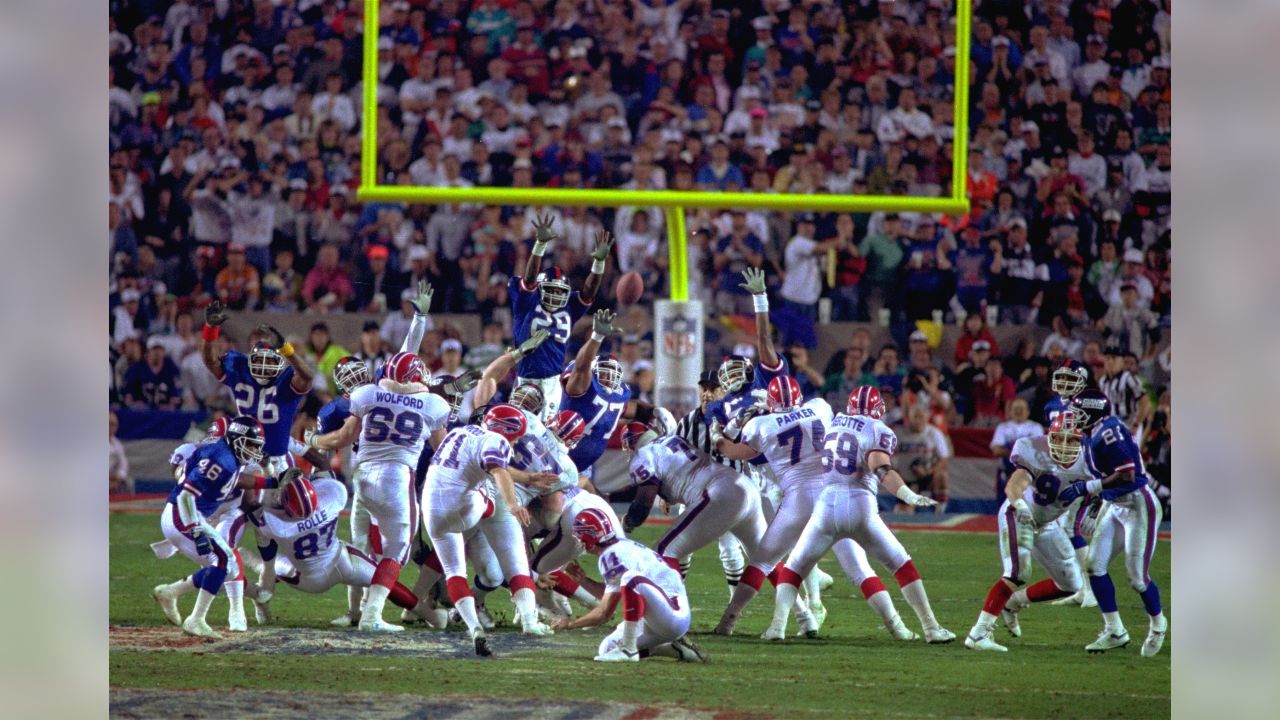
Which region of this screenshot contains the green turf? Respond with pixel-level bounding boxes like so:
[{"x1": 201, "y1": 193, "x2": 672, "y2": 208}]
[{"x1": 110, "y1": 511, "x2": 1169, "y2": 718}]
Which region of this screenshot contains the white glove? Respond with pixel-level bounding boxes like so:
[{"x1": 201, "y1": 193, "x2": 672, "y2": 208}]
[
  {"x1": 304, "y1": 427, "x2": 323, "y2": 450},
  {"x1": 709, "y1": 421, "x2": 726, "y2": 446},
  {"x1": 895, "y1": 485, "x2": 937, "y2": 508},
  {"x1": 1012, "y1": 498, "x2": 1035, "y2": 528}
]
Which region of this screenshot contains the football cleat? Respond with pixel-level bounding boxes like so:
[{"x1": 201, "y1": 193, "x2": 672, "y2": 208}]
[
  {"x1": 888, "y1": 617, "x2": 921, "y2": 641},
  {"x1": 594, "y1": 647, "x2": 640, "y2": 662},
  {"x1": 815, "y1": 566, "x2": 834, "y2": 591},
  {"x1": 1141, "y1": 616, "x2": 1168, "y2": 658},
  {"x1": 760, "y1": 621, "x2": 788, "y2": 641},
  {"x1": 476, "y1": 603, "x2": 496, "y2": 630},
  {"x1": 152, "y1": 585, "x2": 182, "y2": 627},
  {"x1": 252, "y1": 597, "x2": 272, "y2": 625},
  {"x1": 472, "y1": 628, "x2": 493, "y2": 658},
  {"x1": 1081, "y1": 591, "x2": 1098, "y2": 608},
  {"x1": 358, "y1": 617, "x2": 405, "y2": 633},
  {"x1": 925, "y1": 626, "x2": 957, "y2": 644},
  {"x1": 671, "y1": 637, "x2": 708, "y2": 663},
  {"x1": 795, "y1": 604, "x2": 820, "y2": 639},
  {"x1": 965, "y1": 632, "x2": 1009, "y2": 652},
  {"x1": 1000, "y1": 608, "x2": 1022, "y2": 638},
  {"x1": 228, "y1": 608, "x2": 248, "y2": 633},
  {"x1": 1086, "y1": 628, "x2": 1131, "y2": 653},
  {"x1": 809, "y1": 599, "x2": 828, "y2": 630},
  {"x1": 521, "y1": 619, "x2": 555, "y2": 637},
  {"x1": 330, "y1": 612, "x2": 358, "y2": 627},
  {"x1": 181, "y1": 616, "x2": 223, "y2": 640}
]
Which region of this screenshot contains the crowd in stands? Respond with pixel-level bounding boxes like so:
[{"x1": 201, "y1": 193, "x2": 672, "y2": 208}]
[{"x1": 108, "y1": 0, "x2": 1171, "y2": 460}]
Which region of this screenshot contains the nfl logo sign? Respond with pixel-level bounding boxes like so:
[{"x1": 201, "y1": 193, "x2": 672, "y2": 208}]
[{"x1": 662, "y1": 314, "x2": 696, "y2": 357}]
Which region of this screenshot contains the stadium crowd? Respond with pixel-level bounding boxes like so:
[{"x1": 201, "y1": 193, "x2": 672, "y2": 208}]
[{"x1": 108, "y1": 1, "x2": 1170, "y2": 463}]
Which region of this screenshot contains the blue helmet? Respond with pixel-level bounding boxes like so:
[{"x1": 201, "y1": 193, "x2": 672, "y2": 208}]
[{"x1": 1069, "y1": 388, "x2": 1112, "y2": 430}]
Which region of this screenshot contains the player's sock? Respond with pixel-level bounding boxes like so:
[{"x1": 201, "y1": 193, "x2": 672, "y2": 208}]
[
  {"x1": 387, "y1": 582, "x2": 419, "y2": 610},
  {"x1": 803, "y1": 569, "x2": 823, "y2": 610},
  {"x1": 225, "y1": 579, "x2": 245, "y2": 619},
  {"x1": 361, "y1": 559, "x2": 401, "y2": 623},
  {"x1": 1025, "y1": 578, "x2": 1072, "y2": 604},
  {"x1": 346, "y1": 586, "x2": 364, "y2": 617},
  {"x1": 725, "y1": 565, "x2": 767, "y2": 616},
  {"x1": 894, "y1": 561, "x2": 940, "y2": 630},
  {"x1": 162, "y1": 577, "x2": 197, "y2": 597},
  {"x1": 410, "y1": 555, "x2": 443, "y2": 603},
  {"x1": 1072, "y1": 543, "x2": 1094, "y2": 599},
  {"x1": 973, "y1": 581, "x2": 1016, "y2": 634},
  {"x1": 770, "y1": 566, "x2": 803, "y2": 631},
  {"x1": 509, "y1": 575, "x2": 539, "y2": 626},
  {"x1": 550, "y1": 571, "x2": 600, "y2": 607},
  {"x1": 859, "y1": 577, "x2": 898, "y2": 627},
  {"x1": 719, "y1": 540, "x2": 745, "y2": 594},
  {"x1": 1138, "y1": 581, "x2": 1163, "y2": 617},
  {"x1": 1088, "y1": 574, "x2": 1125, "y2": 632},
  {"x1": 446, "y1": 576, "x2": 482, "y2": 634},
  {"x1": 620, "y1": 587, "x2": 645, "y2": 652},
  {"x1": 190, "y1": 588, "x2": 218, "y2": 624},
  {"x1": 678, "y1": 557, "x2": 692, "y2": 580}
]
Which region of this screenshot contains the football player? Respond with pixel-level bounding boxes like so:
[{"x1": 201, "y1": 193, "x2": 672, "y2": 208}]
[
  {"x1": 151, "y1": 417, "x2": 269, "y2": 639},
  {"x1": 422, "y1": 405, "x2": 559, "y2": 656},
  {"x1": 747, "y1": 386, "x2": 955, "y2": 644},
  {"x1": 305, "y1": 352, "x2": 457, "y2": 631},
  {"x1": 252, "y1": 470, "x2": 448, "y2": 630},
  {"x1": 1059, "y1": 389, "x2": 1167, "y2": 657},
  {"x1": 965, "y1": 411, "x2": 1095, "y2": 652},
  {"x1": 561, "y1": 309, "x2": 655, "y2": 484},
  {"x1": 620, "y1": 420, "x2": 775, "y2": 626},
  {"x1": 1045, "y1": 359, "x2": 1101, "y2": 608},
  {"x1": 199, "y1": 301, "x2": 314, "y2": 476},
  {"x1": 318, "y1": 281, "x2": 435, "y2": 627},
  {"x1": 551, "y1": 509, "x2": 706, "y2": 664},
  {"x1": 510, "y1": 215, "x2": 613, "y2": 421}
]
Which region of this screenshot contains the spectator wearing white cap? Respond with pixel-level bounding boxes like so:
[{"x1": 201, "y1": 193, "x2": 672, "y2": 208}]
[{"x1": 1105, "y1": 248, "x2": 1155, "y2": 308}]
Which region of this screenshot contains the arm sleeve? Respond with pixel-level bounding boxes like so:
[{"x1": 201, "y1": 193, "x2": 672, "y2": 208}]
[
  {"x1": 347, "y1": 385, "x2": 372, "y2": 417},
  {"x1": 400, "y1": 311, "x2": 430, "y2": 354},
  {"x1": 1008, "y1": 438, "x2": 1033, "y2": 472},
  {"x1": 873, "y1": 421, "x2": 899, "y2": 456}
]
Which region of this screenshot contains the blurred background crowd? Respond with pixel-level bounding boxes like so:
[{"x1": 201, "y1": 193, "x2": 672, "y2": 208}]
[{"x1": 108, "y1": 0, "x2": 1170, "y2": 501}]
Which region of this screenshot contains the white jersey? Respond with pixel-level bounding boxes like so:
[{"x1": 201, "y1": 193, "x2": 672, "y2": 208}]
[
  {"x1": 428, "y1": 425, "x2": 513, "y2": 492},
  {"x1": 739, "y1": 399, "x2": 834, "y2": 492},
  {"x1": 349, "y1": 381, "x2": 451, "y2": 467},
  {"x1": 629, "y1": 436, "x2": 731, "y2": 505},
  {"x1": 260, "y1": 478, "x2": 347, "y2": 578},
  {"x1": 598, "y1": 538, "x2": 684, "y2": 598},
  {"x1": 1009, "y1": 436, "x2": 1098, "y2": 526},
  {"x1": 820, "y1": 413, "x2": 901, "y2": 495},
  {"x1": 509, "y1": 409, "x2": 577, "y2": 505}
]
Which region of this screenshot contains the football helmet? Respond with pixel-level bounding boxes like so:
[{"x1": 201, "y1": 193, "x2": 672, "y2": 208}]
[
  {"x1": 334, "y1": 356, "x2": 372, "y2": 396},
  {"x1": 206, "y1": 417, "x2": 230, "y2": 441},
  {"x1": 1047, "y1": 410, "x2": 1084, "y2": 466},
  {"x1": 224, "y1": 415, "x2": 266, "y2": 465},
  {"x1": 281, "y1": 475, "x2": 319, "y2": 519},
  {"x1": 572, "y1": 507, "x2": 617, "y2": 551},
  {"x1": 1051, "y1": 359, "x2": 1089, "y2": 398},
  {"x1": 509, "y1": 382, "x2": 545, "y2": 415},
  {"x1": 847, "y1": 385, "x2": 886, "y2": 419},
  {"x1": 537, "y1": 267, "x2": 571, "y2": 311},
  {"x1": 432, "y1": 373, "x2": 465, "y2": 415},
  {"x1": 717, "y1": 355, "x2": 754, "y2": 394},
  {"x1": 385, "y1": 351, "x2": 426, "y2": 384},
  {"x1": 593, "y1": 354, "x2": 624, "y2": 391},
  {"x1": 1070, "y1": 389, "x2": 1112, "y2": 430},
  {"x1": 766, "y1": 375, "x2": 802, "y2": 412},
  {"x1": 620, "y1": 421, "x2": 657, "y2": 452},
  {"x1": 551, "y1": 410, "x2": 587, "y2": 450},
  {"x1": 482, "y1": 404, "x2": 527, "y2": 442},
  {"x1": 248, "y1": 340, "x2": 286, "y2": 384}
]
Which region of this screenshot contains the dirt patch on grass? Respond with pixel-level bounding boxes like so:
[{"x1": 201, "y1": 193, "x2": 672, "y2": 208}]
[{"x1": 109, "y1": 688, "x2": 732, "y2": 719}]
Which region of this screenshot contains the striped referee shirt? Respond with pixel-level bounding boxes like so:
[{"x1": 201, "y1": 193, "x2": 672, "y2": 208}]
[
  {"x1": 675, "y1": 406, "x2": 751, "y2": 475},
  {"x1": 1099, "y1": 371, "x2": 1145, "y2": 422}
]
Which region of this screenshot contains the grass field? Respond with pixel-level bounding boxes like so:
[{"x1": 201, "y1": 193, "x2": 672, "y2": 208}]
[{"x1": 110, "y1": 510, "x2": 1169, "y2": 719}]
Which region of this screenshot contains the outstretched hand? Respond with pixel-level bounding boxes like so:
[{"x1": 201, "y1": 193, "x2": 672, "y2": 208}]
[
  {"x1": 517, "y1": 330, "x2": 550, "y2": 356},
  {"x1": 590, "y1": 230, "x2": 615, "y2": 263},
  {"x1": 204, "y1": 300, "x2": 228, "y2": 327},
  {"x1": 592, "y1": 309, "x2": 621, "y2": 338},
  {"x1": 532, "y1": 212, "x2": 558, "y2": 246},
  {"x1": 738, "y1": 267, "x2": 767, "y2": 295},
  {"x1": 410, "y1": 279, "x2": 434, "y2": 315}
]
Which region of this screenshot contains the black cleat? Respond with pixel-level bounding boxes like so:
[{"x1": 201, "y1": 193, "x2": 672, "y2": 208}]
[{"x1": 474, "y1": 635, "x2": 493, "y2": 657}]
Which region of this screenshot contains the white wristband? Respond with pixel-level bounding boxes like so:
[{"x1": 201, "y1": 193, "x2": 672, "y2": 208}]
[
  {"x1": 752, "y1": 294, "x2": 769, "y2": 313},
  {"x1": 532, "y1": 241, "x2": 548, "y2": 257},
  {"x1": 591, "y1": 332, "x2": 605, "y2": 343},
  {"x1": 895, "y1": 485, "x2": 921, "y2": 504},
  {"x1": 1085, "y1": 479, "x2": 1103, "y2": 495},
  {"x1": 1012, "y1": 498, "x2": 1031, "y2": 515},
  {"x1": 591, "y1": 258, "x2": 605, "y2": 274}
]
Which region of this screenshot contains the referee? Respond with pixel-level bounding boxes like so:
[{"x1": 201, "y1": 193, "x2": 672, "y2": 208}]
[
  {"x1": 1098, "y1": 346, "x2": 1152, "y2": 446},
  {"x1": 675, "y1": 371, "x2": 751, "y2": 474}
]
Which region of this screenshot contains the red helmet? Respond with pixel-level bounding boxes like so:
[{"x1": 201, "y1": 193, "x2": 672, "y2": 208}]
[
  {"x1": 847, "y1": 385, "x2": 886, "y2": 419},
  {"x1": 620, "y1": 421, "x2": 656, "y2": 451},
  {"x1": 206, "y1": 417, "x2": 230, "y2": 441},
  {"x1": 482, "y1": 403, "x2": 527, "y2": 441},
  {"x1": 766, "y1": 375, "x2": 802, "y2": 411},
  {"x1": 572, "y1": 507, "x2": 617, "y2": 550},
  {"x1": 385, "y1": 351, "x2": 425, "y2": 384},
  {"x1": 281, "y1": 475, "x2": 319, "y2": 519},
  {"x1": 552, "y1": 410, "x2": 587, "y2": 450}
]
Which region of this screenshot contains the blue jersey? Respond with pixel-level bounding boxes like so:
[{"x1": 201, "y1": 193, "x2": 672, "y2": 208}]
[
  {"x1": 222, "y1": 351, "x2": 306, "y2": 457},
  {"x1": 1044, "y1": 395, "x2": 1070, "y2": 424},
  {"x1": 1083, "y1": 416, "x2": 1148, "y2": 497},
  {"x1": 563, "y1": 377, "x2": 632, "y2": 472},
  {"x1": 510, "y1": 276, "x2": 592, "y2": 379},
  {"x1": 705, "y1": 357, "x2": 791, "y2": 425},
  {"x1": 166, "y1": 440, "x2": 243, "y2": 519},
  {"x1": 317, "y1": 396, "x2": 352, "y2": 433}
]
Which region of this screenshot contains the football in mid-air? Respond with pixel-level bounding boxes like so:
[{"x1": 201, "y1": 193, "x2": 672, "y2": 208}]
[{"x1": 615, "y1": 271, "x2": 644, "y2": 306}]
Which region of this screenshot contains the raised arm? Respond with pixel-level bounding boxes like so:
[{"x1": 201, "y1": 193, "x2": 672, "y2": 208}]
[
  {"x1": 199, "y1": 300, "x2": 229, "y2": 380},
  {"x1": 738, "y1": 268, "x2": 780, "y2": 368},
  {"x1": 522, "y1": 212, "x2": 557, "y2": 286},
  {"x1": 564, "y1": 309, "x2": 621, "y2": 397},
  {"x1": 400, "y1": 280, "x2": 434, "y2": 355},
  {"x1": 473, "y1": 330, "x2": 550, "y2": 406},
  {"x1": 580, "y1": 230, "x2": 615, "y2": 304},
  {"x1": 259, "y1": 324, "x2": 314, "y2": 394}
]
